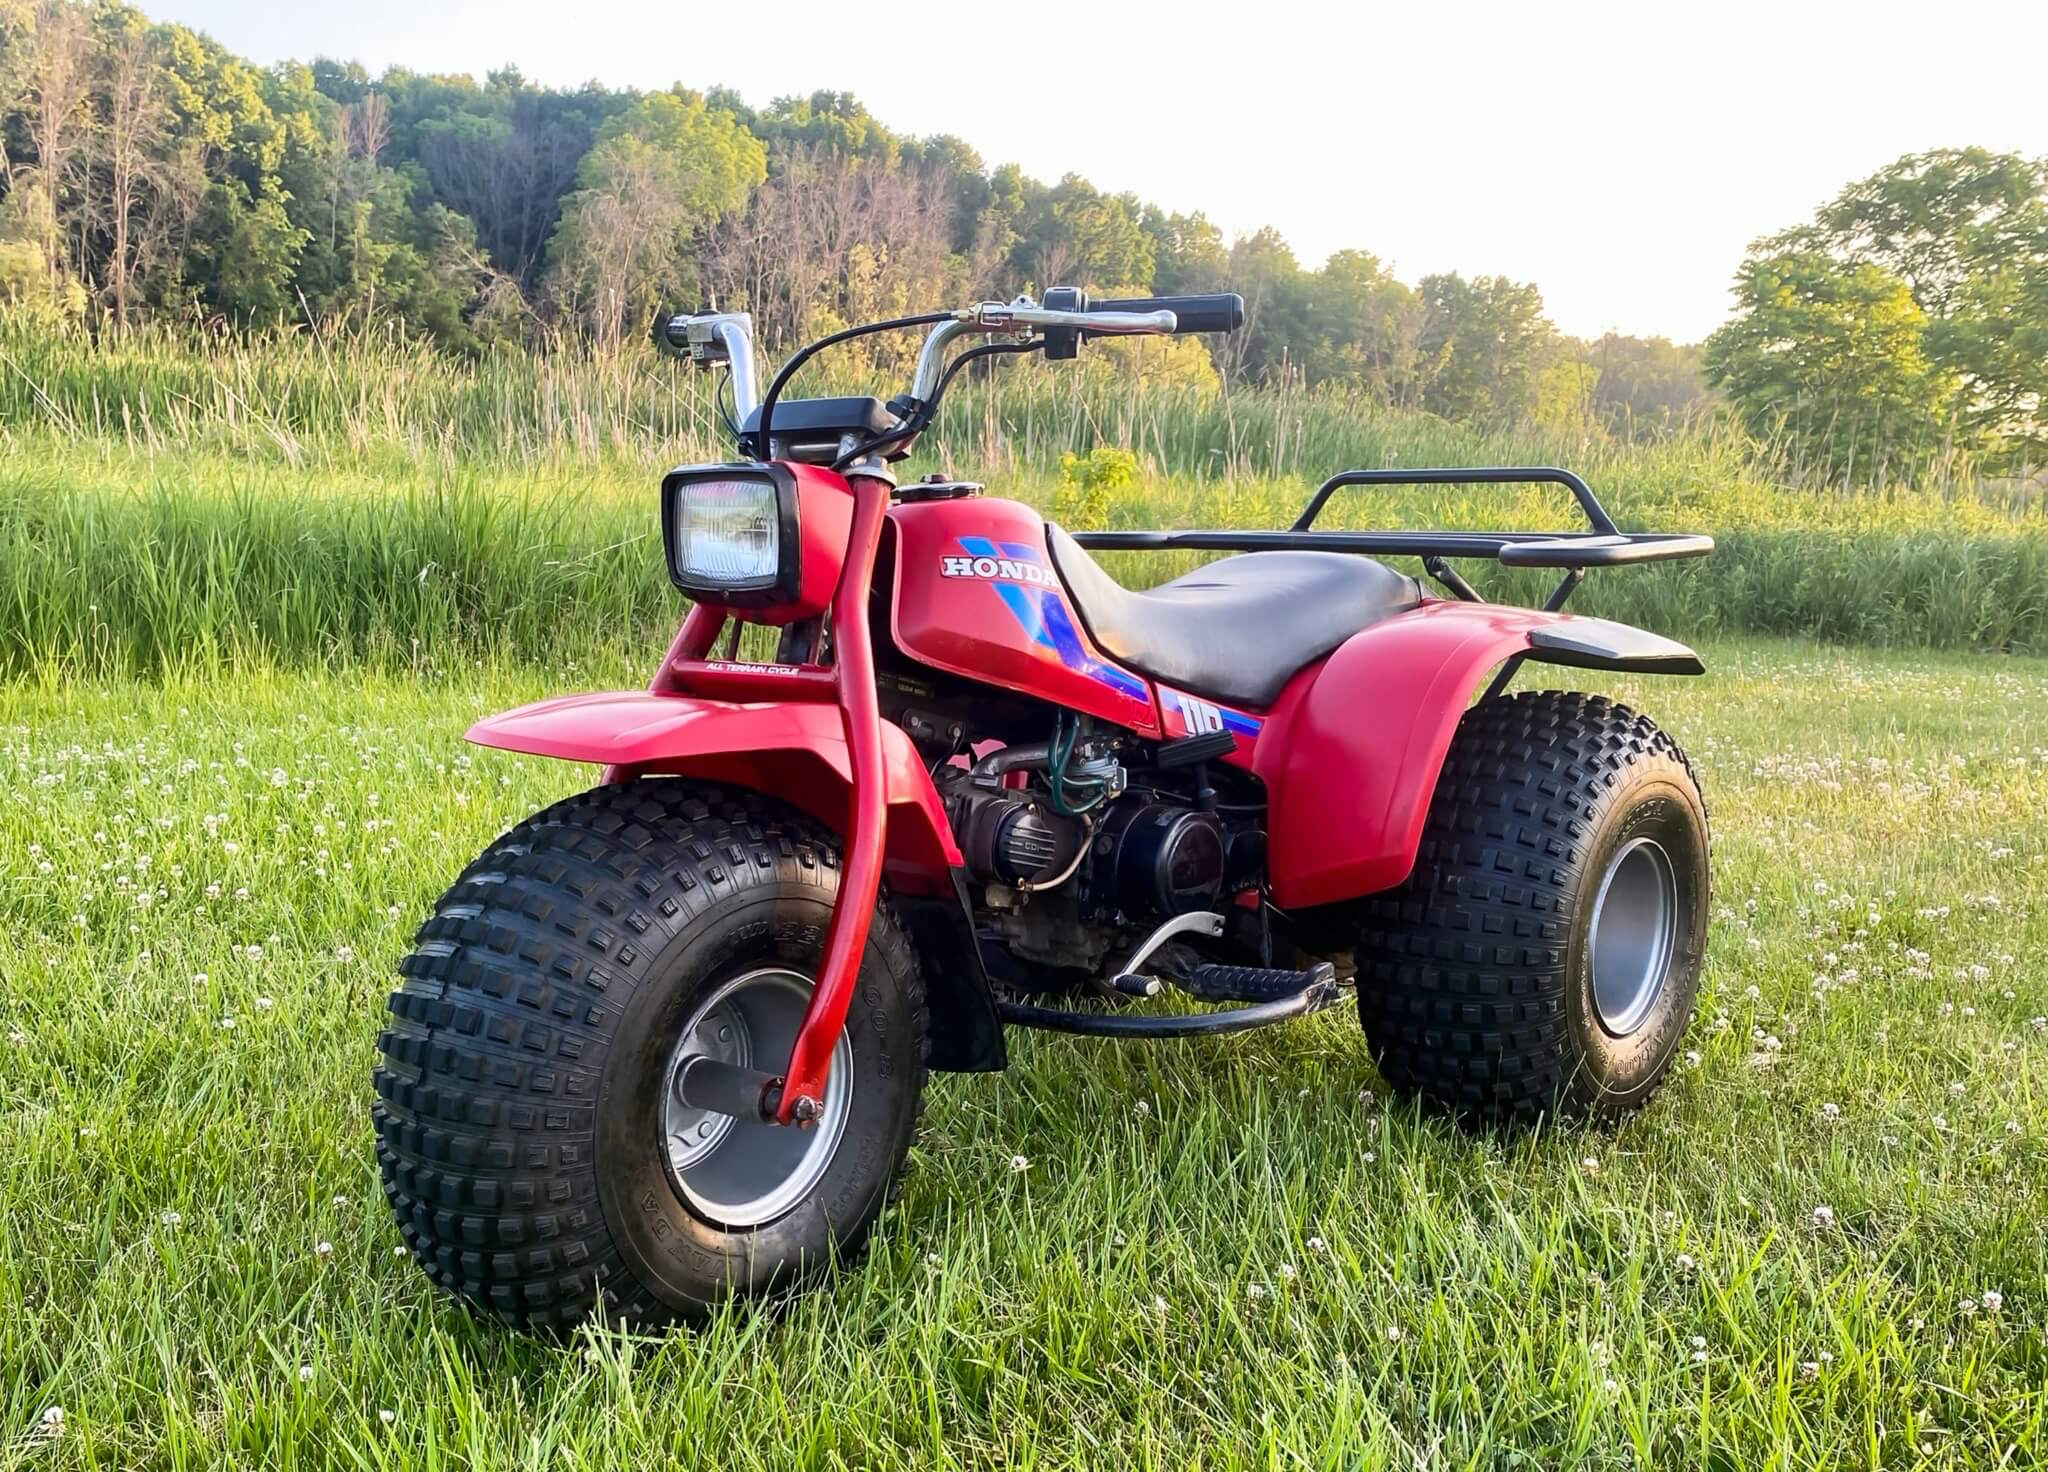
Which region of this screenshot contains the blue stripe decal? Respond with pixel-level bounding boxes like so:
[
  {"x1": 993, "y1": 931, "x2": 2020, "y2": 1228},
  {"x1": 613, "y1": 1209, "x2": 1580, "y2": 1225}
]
[
  {"x1": 1036, "y1": 592, "x2": 1152, "y2": 700},
  {"x1": 954, "y1": 535, "x2": 1150, "y2": 704},
  {"x1": 992, "y1": 582, "x2": 1054, "y2": 649}
]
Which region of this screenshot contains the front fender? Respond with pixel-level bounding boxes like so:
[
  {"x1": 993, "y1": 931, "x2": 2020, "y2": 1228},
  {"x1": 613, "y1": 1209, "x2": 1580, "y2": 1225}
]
[
  {"x1": 1255, "y1": 602, "x2": 1700, "y2": 908},
  {"x1": 467, "y1": 692, "x2": 964, "y2": 878}
]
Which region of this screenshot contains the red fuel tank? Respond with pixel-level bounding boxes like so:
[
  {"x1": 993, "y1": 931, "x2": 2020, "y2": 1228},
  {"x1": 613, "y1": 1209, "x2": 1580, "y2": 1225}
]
[{"x1": 886, "y1": 496, "x2": 1162, "y2": 738}]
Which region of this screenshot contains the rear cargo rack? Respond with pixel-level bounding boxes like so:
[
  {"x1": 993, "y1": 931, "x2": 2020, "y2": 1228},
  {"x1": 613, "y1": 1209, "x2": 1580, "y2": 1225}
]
[{"x1": 1070, "y1": 466, "x2": 1713, "y2": 613}]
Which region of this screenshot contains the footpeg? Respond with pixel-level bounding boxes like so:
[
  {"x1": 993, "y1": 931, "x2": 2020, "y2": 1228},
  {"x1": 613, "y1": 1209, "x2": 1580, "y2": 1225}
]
[
  {"x1": 1109, "y1": 972, "x2": 1162, "y2": 998},
  {"x1": 1174, "y1": 960, "x2": 1337, "y2": 1004}
]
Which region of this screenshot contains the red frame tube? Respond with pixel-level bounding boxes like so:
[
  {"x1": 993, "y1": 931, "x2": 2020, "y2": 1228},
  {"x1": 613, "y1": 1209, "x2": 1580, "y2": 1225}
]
[{"x1": 773, "y1": 473, "x2": 892, "y2": 1122}]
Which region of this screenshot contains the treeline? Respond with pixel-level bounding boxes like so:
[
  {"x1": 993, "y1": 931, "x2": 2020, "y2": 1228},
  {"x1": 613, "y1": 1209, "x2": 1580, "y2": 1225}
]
[
  {"x1": 0, "y1": 0, "x2": 1710, "y2": 433},
  {"x1": 4, "y1": 3, "x2": 2043, "y2": 481}
]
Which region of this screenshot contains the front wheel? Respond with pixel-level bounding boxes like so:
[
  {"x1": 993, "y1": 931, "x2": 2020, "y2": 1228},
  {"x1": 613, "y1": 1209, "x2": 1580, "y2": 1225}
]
[
  {"x1": 372, "y1": 781, "x2": 928, "y2": 1332},
  {"x1": 1356, "y1": 691, "x2": 1709, "y2": 1125}
]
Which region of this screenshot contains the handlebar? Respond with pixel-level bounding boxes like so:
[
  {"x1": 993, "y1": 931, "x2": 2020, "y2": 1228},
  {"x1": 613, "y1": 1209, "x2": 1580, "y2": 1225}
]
[
  {"x1": 964, "y1": 302, "x2": 1178, "y2": 335},
  {"x1": 1086, "y1": 294, "x2": 1245, "y2": 335},
  {"x1": 657, "y1": 290, "x2": 1246, "y2": 458}
]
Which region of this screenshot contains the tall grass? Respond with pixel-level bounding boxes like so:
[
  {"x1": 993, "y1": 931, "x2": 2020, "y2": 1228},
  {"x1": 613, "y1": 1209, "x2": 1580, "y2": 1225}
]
[{"x1": 3, "y1": 315, "x2": 2044, "y2": 677}]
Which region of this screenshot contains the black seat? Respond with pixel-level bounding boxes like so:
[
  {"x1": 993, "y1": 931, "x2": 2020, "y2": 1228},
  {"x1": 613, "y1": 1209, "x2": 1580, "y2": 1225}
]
[{"x1": 1047, "y1": 526, "x2": 1423, "y2": 708}]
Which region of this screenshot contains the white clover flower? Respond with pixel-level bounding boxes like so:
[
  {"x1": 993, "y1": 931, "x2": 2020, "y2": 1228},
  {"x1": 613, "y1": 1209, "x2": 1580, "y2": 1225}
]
[
  {"x1": 40, "y1": 1406, "x2": 64, "y2": 1433},
  {"x1": 1812, "y1": 1205, "x2": 1836, "y2": 1229},
  {"x1": 332, "y1": 1195, "x2": 350, "y2": 1209},
  {"x1": 1800, "y1": 1360, "x2": 1820, "y2": 1380},
  {"x1": 1362, "y1": 1150, "x2": 1376, "y2": 1165},
  {"x1": 1133, "y1": 1099, "x2": 1150, "y2": 1117},
  {"x1": 1276, "y1": 1262, "x2": 1296, "y2": 1282},
  {"x1": 1384, "y1": 1324, "x2": 1403, "y2": 1342},
  {"x1": 298, "y1": 1364, "x2": 314, "y2": 1383},
  {"x1": 334, "y1": 946, "x2": 355, "y2": 963},
  {"x1": 1581, "y1": 1156, "x2": 1600, "y2": 1173},
  {"x1": 1307, "y1": 1235, "x2": 1327, "y2": 1255},
  {"x1": 378, "y1": 1409, "x2": 396, "y2": 1427},
  {"x1": 1683, "y1": 1050, "x2": 1702, "y2": 1067},
  {"x1": 1675, "y1": 1253, "x2": 1696, "y2": 1273},
  {"x1": 393, "y1": 1245, "x2": 407, "y2": 1258},
  {"x1": 1008, "y1": 1155, "x2": 1029, "y2": 1173},
  {"x1": 923, "y1": 1251, "x2": 942, "y2": 1271},
  {"x1": 314, "y1": 1240, "x2": 334, "y2": 1260},
  {"x1": 1246, "y1": 1281, "x2": 1268, "y2": 1301},
  {"x1": 254, "y1": 997, "x2": 274, "y2": 1012},
  {"x1": 1821, "y1": 1103, "x2": 1840, "y2": 1121},
  {"x1": 1981, "y1": 1289, "x2": 2002, "y2": 1313},
  {"x1": 159, "y1": 1210, "x2": 181, "y2": 1228}
]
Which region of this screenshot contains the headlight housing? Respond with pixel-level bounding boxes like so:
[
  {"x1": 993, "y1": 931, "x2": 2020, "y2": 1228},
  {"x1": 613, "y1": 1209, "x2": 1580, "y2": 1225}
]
[{"x1": 660, "y1": 464, "x2": 800, "y2": 605}]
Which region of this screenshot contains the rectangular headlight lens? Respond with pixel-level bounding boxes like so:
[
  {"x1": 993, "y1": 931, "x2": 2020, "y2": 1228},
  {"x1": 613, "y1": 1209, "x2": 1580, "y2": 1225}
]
[{"x1": 673, "y1": 476, "x2": 779, "y2": 588}]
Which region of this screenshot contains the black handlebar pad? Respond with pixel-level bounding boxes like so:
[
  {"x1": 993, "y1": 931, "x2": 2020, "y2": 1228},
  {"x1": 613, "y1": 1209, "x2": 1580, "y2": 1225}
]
[{"x1": 1086, "y1": 293, "x2": 1245, "y2": 335}]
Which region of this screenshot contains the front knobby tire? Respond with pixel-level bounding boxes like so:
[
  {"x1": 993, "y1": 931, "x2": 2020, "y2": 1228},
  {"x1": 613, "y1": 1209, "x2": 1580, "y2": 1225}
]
[
  {"x1": 372, "y1": 780, "x2": 928, "y2": 1332},
  {"x1": 1356, "y1": 691, "x2": 1709, "y2": 1125}
]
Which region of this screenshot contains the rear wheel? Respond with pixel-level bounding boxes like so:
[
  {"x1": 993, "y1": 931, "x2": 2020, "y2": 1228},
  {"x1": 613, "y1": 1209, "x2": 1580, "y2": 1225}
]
[
  {"x1": 1356, "y1": 691, "x2": 1708, "y2": 1124},
  {"x1": 372, "y1": 780, "x2": 927, "y2": 1332}
]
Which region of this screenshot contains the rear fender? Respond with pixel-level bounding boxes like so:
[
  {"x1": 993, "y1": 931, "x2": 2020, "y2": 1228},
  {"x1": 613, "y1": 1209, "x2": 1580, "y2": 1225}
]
[
  {"x1": 1255, "y1": 602, "x2": 1701, "y2": 908},
  {"x1": 466, "y1": 692, "x2": 964, "y2": 879}
]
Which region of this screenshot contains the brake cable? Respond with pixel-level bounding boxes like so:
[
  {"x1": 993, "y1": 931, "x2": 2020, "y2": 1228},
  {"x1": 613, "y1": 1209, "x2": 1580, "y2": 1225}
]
[{"x1": 751, "y1": 311, "x2": 955, "y2": 461}]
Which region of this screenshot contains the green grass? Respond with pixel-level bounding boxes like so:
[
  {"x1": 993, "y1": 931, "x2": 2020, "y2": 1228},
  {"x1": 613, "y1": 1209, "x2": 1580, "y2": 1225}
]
[
  {"x1": 3, "y1": 640, "x2": 2045, "y2": 1468},
  {"x1": 5, "y1": 447, "x2": 2046, "y2": 680}
]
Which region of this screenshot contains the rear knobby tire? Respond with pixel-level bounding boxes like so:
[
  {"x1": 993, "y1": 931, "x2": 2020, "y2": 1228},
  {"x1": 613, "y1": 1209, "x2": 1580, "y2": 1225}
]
[
  {"x1": 372, "y1": 780, "x2": 928, "y2": 1332},
  {"x1": 1356, "y1": 691, "x2": 1708, "y2": 1125}
]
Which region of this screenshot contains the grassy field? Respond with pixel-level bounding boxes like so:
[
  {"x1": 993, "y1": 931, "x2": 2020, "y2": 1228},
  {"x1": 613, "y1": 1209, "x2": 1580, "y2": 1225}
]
[{"x1": 3, "y1": 640, "x2": 2045, "y2": 1469}]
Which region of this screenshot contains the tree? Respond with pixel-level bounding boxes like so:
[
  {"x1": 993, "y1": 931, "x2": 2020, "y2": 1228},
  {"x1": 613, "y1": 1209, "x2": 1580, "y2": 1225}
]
[
  {"x1": 1704, "y1": 252, "x2": 1951, "y2": 484},
  {"x1": 1415, "y1": 272, "x2": 1557, "y2": 421},
  {"x1": 1010, "y1": 175, "x2": 1153, "y2": 293},
  {"x1": 13, "y1": 0, "x2": 93, "y2": 297},
  {"x1": 1299, "y1": 249, "x2": 1423, "y2": 403},
  {"x1": 1575, "y1": 333, "x2": 1712, "y2": 434},
  {"x1": 1764, "y1": 148, "x2": 2048, "y2": 463},
  {"x1": 85, "y1": 8, "x2": 186, "y2": 327},
  {"x1": 1220, "y1": 227, "x2": 1310, "y2": 384},
  {"x1": 545, "y1": 91, "x2": 764, "y2": 344},
  {"x1": 1141, "y1": 207, "x2": 1227, "y2": 295}
]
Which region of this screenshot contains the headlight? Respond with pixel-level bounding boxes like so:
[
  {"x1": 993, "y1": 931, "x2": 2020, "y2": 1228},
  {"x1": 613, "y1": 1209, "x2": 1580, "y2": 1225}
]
[{"x1": 661, "y1": 465, "x2": 799, "y2": 603}]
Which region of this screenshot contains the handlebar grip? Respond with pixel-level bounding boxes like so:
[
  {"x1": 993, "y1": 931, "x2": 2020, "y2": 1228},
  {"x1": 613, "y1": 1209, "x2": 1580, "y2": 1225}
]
[{"x1": 1087, "y1": 293, "x2": 1244, "y2": 335}]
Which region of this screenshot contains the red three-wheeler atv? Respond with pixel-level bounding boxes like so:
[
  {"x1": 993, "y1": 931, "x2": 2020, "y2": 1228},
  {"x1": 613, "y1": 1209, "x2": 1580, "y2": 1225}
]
[{"x1": 373, "y1": 292, "x2": 1715, "y2": 1331}]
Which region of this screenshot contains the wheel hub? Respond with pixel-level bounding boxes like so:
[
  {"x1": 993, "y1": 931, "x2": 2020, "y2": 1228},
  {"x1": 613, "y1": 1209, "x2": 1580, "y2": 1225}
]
[
  {"x1": 659, "y1": 967, "x2": 852, "y2": 1228},
  {"x1": 1588, "y1": 837, "x2": 1680, "y2": 1037}
]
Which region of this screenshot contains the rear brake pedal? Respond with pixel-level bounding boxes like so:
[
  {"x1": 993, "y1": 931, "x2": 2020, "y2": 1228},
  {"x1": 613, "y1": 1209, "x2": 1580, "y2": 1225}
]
[{"x1": 1173, "y1": 960, "x2": 1338, "y2": 1004}]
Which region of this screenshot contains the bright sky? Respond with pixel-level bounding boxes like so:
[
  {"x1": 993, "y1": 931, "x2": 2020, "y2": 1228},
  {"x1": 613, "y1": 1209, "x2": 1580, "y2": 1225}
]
[{"x1": 150, "y1": 0, "x2": 2048, "y2": 344}]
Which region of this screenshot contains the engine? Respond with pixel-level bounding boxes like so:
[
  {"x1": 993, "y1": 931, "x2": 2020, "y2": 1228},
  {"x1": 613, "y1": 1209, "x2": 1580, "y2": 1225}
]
[{"x1": 936, "y1": 762, "x2": 1237, "y2": 926}]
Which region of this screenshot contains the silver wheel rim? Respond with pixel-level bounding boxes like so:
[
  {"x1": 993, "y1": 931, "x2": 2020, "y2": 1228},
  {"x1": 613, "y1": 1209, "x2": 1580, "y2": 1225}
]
[
  {"x1": 659, "y1": 967, "x2": 852, "y2": 1228},
  {"x1": 1588, "y1": 837, "x2": 1679, "y2": 1037}
]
